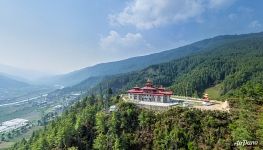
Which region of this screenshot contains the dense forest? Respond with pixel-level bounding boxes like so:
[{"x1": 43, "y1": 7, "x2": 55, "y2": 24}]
[
  {"x1": 89, "y1": 35, "x2": 263, "y2": 99},
  {"x1": 11, "y1": 33, "x2": 263, "y2": 149},
  {"x1": 46, "y1": 32, "x2": 261, "y2": 87},
  {"x1": 11, "y1": 86, "x2": 263, "y2": 150},
  {"x1": 11, "y1": 96, "x2": 232, "y2": 149}
]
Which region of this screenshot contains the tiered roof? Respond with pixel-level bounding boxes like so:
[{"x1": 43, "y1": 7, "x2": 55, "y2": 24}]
[{"x1": 127, "y1": 79, "x2": 173, "y2": 96}]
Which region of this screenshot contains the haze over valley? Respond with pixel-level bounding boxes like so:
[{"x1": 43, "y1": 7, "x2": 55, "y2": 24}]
[{"x1": 0, "y1": 0, "x2": 263, "y2": 149}]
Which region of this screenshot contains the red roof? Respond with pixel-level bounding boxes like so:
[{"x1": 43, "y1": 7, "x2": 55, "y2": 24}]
[
  {"x1": 127, "y1": 89, "x2": 143, "y2": 93},
  {"x1": 128, "y1": 82, "x2": 173, "y2": 95}
]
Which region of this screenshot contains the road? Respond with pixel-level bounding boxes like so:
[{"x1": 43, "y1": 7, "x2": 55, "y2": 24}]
[{"x1": 0, "y1": 95, "x2": 45, "y2": 107}]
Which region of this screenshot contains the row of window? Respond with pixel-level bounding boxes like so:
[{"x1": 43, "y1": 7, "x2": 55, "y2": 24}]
[{"x1": 129, "y1": 94, "x2": 170, "y2": 102}]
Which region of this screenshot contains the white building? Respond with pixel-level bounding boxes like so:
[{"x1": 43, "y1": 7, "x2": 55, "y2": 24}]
[
  {"x1": 127, "y1": 79, "x2": 173, "y2": 103},
  {"x1": 0, "y1": 118, "x2": 29, "y2": 133}
]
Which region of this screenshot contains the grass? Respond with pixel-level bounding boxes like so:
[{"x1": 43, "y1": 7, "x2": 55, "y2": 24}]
[
  {"x1": 0, "y1": 103, "x2": 41, "y2": 122},
  {"x1": 204, "y1": 83, "x2": 223, "y2": 100},
  {"x1": 0, "y1": 126, "x2": 43, "y2": 150},
  {"x1": 0, "y1": 141, "x2": 14, "y2": 150},
  {"x1": 0, "y1": 103, "x2": 43, "y2": 149}
]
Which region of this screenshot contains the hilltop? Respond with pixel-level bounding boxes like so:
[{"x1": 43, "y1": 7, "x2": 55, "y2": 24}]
[
  {"x1": 41, "y1": 32, "x2": 263, "y2": 87},
  {"x1": 88, "y1": 32, "x2": 263, "y2": 100},
  {"x1": 11, "y1": 32, "x2": 263, "y2": 150},
  {"x1": 0, "y1": 74, "x2": 29, "y2": 89}
]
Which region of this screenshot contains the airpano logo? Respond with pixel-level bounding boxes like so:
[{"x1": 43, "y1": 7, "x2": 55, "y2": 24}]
[{"x1": 234, "y1": 140, "x2": 259, "y2": 147}]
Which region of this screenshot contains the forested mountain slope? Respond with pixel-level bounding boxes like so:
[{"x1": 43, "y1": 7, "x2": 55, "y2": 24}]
[
  {"x1": 0, "y1": 64, "x2": 50, "y2": 82},
  {"x1": 11, "y1": 32, "x2": 263, "y2": 150},
  {"x1": 89, "y1": 33, "x2": 263, "y2": 98},
  {"x1": 43, "y1": 32, "x2": 263, "y2": 87},
  {"x1": 54, "y1": 76, "x2": 104, "y2": 95},
  {"x1": 12, "y1": 90, "x2": 263, "y2": 149},
  {"x1": 0, "y1": 74, "x2": 29, "y2": 88},
  {"x1": 12, "y1": 96, "x2": 234, "y2": 150}
]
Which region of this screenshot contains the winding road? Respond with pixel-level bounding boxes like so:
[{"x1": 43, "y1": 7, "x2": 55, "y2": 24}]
[{"x1": 0, "y1": 95, "x2": 45, "y2": 107}]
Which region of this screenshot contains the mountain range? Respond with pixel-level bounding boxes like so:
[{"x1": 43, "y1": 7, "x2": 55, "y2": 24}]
[
  {"x1": 1, "y1": 32, "x2": 263, "y2": 97},
  {"x1": 0, "y1": 64, "x2": 52, "y2": 84},
  {"x1": 76, "y1": 32, "x2": 263, "y2": 98},
  {"x1": 11, "y1": 31, "x2": 263, "y2": 150},
  {"x1": 60, "y1": 32, "x2": 263, "y2": 94},
  {"x1": 0, "y1": 74, "x2": 29, "y2": 89},
  {"x1": 38, "y1": 32, "x2": 263, "y2": 87}
]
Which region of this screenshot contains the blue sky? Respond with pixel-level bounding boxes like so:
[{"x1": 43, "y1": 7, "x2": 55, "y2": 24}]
[{"x1": 0, "y1": 0, "x2": 262, "y2": 74}]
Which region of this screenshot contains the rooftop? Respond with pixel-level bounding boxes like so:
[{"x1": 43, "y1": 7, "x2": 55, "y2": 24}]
[
  {"x1": 2, "y1": 118, "x2": 29, "y2": 127},
  {"x1": 0, "y1": 118, "x2": 29, "y2": 133},
  {"x1": 128, "y1": 79, "x2": 173, "y2": 95}
]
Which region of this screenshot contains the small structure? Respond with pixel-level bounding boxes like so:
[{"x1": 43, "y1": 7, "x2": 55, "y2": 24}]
[
  {"x1": 52, "y1": 105, "x2": 63, "y2": 113},
  {"x1": 203, "y1": 93, "x2": 209, "y2": 102},
  {"x1": 0, "y1": 118, "x2": 29, "y2": 133},
  {"x1": 109, "y1": 105, "x2": 117, "y2": 112},
  {"x1": 202, "y1": 93, "x2": 210, "y2": 106},
  {"x1": 127, "y1": 79, "x2": 173, "y2": 103}
]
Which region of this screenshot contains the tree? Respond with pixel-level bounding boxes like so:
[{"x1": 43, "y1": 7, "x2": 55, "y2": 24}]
[
  {"x1": 109, "y1": 112, "x2": 119, "y2": 134},
  {"x1": 108, "y1": 88, "x2": 113, "y2": 95},
  {"x1": 113, "y1": 137, "x2": 122, "y2": 150},
  {"x1": 93, "y1": 133, "x2": 108, "y2": 150},
  {"x1": 95, "y1": 112, "x2": 107, "y2": 134}
]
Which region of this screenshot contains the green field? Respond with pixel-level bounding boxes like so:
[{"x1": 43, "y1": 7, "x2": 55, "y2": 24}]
[
  {"x1": 0, "y1": 97, "x2": 64, "y2": 149},
  {"x1": 0, "y1": 101, "x2": 46, "y2": 149},
  {"x1": 0, "y1": 103, "x2": 42, "y2": 149},
  {"x1": 0, "y1": 126, "x2": 43, "y2": 150},
  {"x1": 0, "y1": 103, "x2": 42, "y2": 122},
  {"x1": 204, "y1": 83, "x2": 222, "y2": 100}
]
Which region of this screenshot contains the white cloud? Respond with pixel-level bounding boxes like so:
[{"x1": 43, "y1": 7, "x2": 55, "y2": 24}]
[
  {"x1": 208, "y1": 0, "x2": 235, "y2": 9},
  {"x1": 109, "y1": 0, "x2": 236, "y2": 30},
  {"x1": 249, "y1": 20, "x2": 262, "y2": 28},
  {"x1": 99, "y1": 30, "x2": 151, "y2": 52}
]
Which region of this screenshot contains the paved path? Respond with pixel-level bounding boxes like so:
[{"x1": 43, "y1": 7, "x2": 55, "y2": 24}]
[
  {"x1": 122, "y1": 94, "x2": 230, "y2": 112},
  {"x1": 0, "y1": 95, "x2": 45, "y2": 107}
]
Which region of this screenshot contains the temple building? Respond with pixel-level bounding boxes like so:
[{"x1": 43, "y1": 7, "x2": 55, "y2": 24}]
[{"x1": 127, "y1": 79, "x2": 173, "y2": 103}]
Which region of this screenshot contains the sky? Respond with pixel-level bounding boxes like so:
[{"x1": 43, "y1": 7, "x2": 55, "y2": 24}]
[{"x1": 0, "y1": 0, "x2": 262, "y2": 74}]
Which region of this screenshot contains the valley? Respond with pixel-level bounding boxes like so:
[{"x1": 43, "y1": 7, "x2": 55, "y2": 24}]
[
  {"x1": 1, "y1": 1, "x2": 263, "y2": 149},
  {"x1": 0, "y1": 85, "x2": 84, "y2": 149},
  {"x1": 1, "y1": 32, "x2": 263, "y2": 149}
]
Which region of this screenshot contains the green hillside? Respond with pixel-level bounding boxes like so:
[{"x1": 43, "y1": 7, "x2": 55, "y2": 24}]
[
  {"x1": 10, "y1": 32, "x2": 263, "y2": 150},
  {"x1": 42, "y1": 32, "x2": 263, "y2": 87},
  {"x1": 11, "y1": 89, "x2": 263, "y2": 149},
  {"x1": 11, "y1": 97, "x2": 234, "y2": 150},
  {"x1": 0, "y1": 74, "x2": 29, "y2": 89},
  {"x1": 89, "y1": 33, "x2": 263, "y2": 100},
  {"x1": 204, "y1": 83, "x2": 223, "y2": 100}
]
